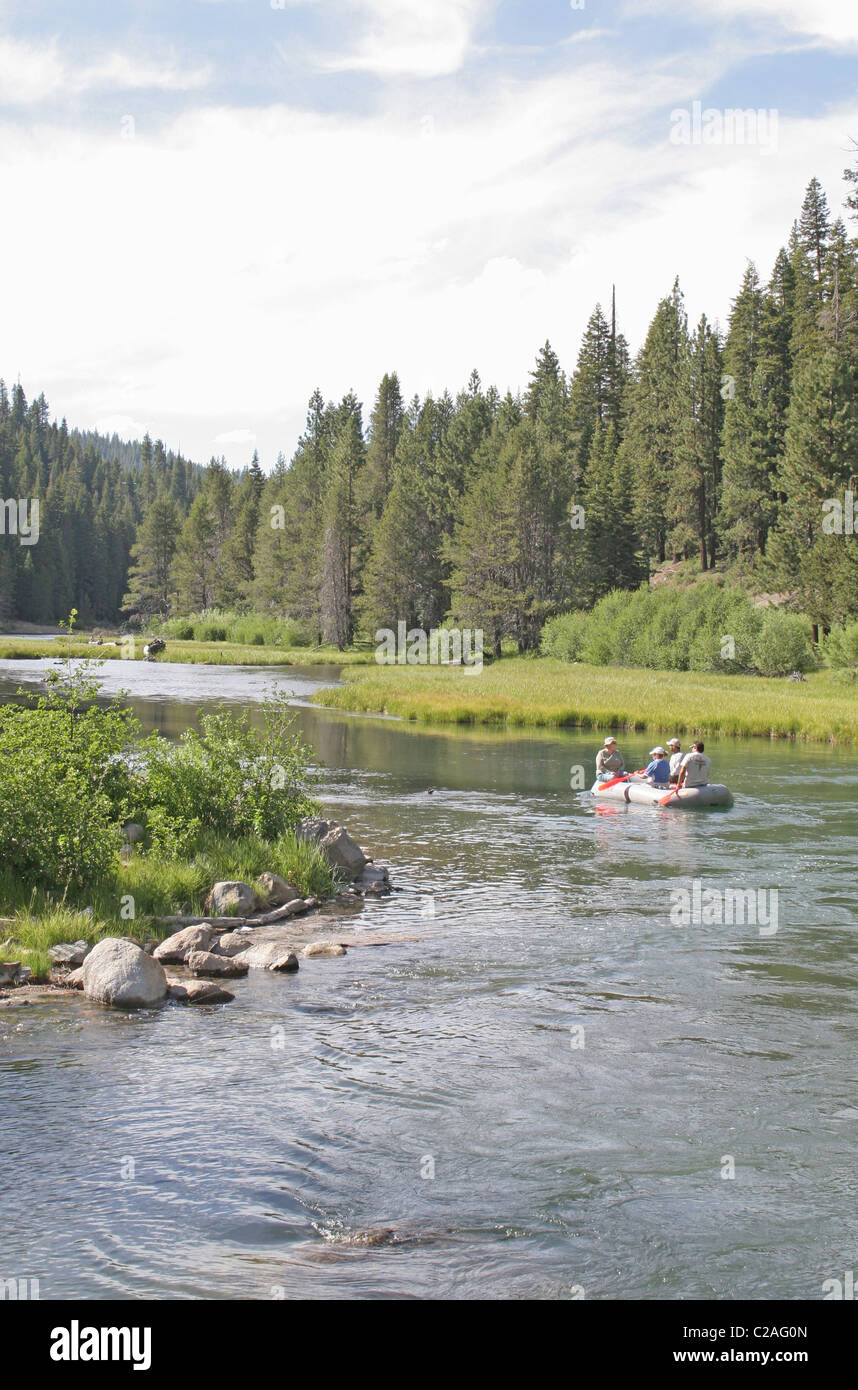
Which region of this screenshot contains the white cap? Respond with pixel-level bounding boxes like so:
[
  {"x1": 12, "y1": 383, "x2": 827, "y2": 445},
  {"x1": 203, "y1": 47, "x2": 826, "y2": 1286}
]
[
  {"x1": 604, "y1": 736, "x2": 617, "y2": 745},
  {"x1": 667, "y1": 737, "x2": 681, "y2": 747},
  {"x1": 650, "y1": 746, "x2": 666, "y2": 756}
]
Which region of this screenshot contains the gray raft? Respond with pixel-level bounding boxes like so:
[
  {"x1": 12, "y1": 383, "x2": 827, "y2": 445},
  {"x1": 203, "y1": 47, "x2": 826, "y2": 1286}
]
[{"x1": 590, "y1": 778, "x2": 733, "y2": 808}]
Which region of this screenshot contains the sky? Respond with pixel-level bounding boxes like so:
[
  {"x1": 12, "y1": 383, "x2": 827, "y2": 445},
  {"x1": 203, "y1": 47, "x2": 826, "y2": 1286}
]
[{"x1": 1, "y1": 0, "x2": 857, "y2": 468}]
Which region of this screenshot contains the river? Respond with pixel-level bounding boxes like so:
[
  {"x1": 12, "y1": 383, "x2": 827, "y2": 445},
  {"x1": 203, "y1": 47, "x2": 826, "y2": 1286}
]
[{"x1": 1, "y1": 658, "x2": 856, "y2": 1300}]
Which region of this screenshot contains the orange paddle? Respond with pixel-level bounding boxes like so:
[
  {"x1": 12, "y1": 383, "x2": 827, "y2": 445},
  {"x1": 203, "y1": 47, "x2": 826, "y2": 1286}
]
[{"x1": 599, "y1": 768, "x2": 645, "y2": 790}]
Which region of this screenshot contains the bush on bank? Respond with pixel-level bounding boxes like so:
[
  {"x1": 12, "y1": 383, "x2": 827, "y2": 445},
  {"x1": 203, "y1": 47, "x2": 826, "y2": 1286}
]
[
  {"x1": 540, "y1": 585, "x2": 815, "y2": 677},
  {"x1": 157, "y1": 608, "x2": 311, "y2": 648},
  {"x1": 0, "y1": 648, "x2": 322, "y2": 907}
]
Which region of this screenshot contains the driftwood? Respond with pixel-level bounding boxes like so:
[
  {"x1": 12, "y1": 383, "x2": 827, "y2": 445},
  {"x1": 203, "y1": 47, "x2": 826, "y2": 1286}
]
[{"x1": 154, "y1": 898, "x2": 317, "y2": 932}]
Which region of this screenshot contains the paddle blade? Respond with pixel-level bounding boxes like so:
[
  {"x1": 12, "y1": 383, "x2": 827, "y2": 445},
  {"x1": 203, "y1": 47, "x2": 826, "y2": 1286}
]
[
  {"x1": 658, "y1": 788, "x2": 678, "y2": 805},
  {"x1": 597, "y1": 774, "x2": 630, "y2": 790}
]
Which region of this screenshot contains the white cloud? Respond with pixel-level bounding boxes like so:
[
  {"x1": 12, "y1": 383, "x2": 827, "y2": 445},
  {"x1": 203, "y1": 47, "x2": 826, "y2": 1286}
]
[
  {"x1": 94, "y1": 414, "x2": 151, "y2": 440},
  {"x1": 213, "y1": 429, "x2": 257, "y2": 445},
  {"x1": 0, "y1": 35, "x2": 210, "y2": 105},
  {"x1": 2, "y1": 47, "x2": 854, "y2": 466},
  {"x1": 632, "y1": 0, "x2": 858, "y2": 46},
  {"x1": 325, "y1": 0, "x2": 489, "y2": 77}
]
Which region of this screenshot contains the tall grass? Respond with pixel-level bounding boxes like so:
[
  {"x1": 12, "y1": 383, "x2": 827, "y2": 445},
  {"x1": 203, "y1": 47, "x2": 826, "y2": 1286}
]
[
  {"x1": 157, "y1": 608, "x2": 311, "y2": 647},
  {"x1": 0, "y1": 637, "x2": 375, "y2": 666},
  {"x1": 312, "y1": 658, "x2": 858, "y2": 743}
]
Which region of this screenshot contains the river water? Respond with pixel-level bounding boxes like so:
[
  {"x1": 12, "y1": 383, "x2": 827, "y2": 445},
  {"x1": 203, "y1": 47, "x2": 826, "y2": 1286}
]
[{"x1": 1, "y1": 659, "x2": 857, "y2": 1300}]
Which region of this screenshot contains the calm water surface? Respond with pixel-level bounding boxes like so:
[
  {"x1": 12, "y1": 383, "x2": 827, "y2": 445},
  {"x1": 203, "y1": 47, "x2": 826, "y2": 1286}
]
[{"x1": 1, "y1": 658, "x2": 857, "y2": 1300}]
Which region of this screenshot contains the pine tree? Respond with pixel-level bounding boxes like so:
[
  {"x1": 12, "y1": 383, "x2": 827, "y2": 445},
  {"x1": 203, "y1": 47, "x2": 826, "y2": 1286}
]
[
  {"x1": 319, "y1": 396, "x2": 365, "y2": 647},
  {"x1": 123, "y1": 490, "x2": 181, "y2": 619},
  {"x1": 620, "y1": 278, "x2": 691, "y2": 567}
]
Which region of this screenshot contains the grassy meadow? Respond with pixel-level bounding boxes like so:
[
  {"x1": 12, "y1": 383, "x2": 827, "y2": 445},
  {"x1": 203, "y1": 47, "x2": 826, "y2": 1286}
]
[{"x1": 311, "y1": 658, "x2": 858, "y2": 744}]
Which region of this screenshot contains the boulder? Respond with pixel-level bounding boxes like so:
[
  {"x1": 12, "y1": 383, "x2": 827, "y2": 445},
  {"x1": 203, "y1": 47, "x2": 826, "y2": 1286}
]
[
  {"x1": 257, "y1": 872, "x2": 302, "y2": 908},
  {"x1": 318, "y1": 826, "x2": 367, "y2": 879},
  {"x1": 296, "y1": 816, "x2": 334, "y2": 844},
  {"x1": 82, "y1": 938, "x2": 168, "y2": 1009},
  {"x1": 237, "y1": 939, "x2": 297, "y2": 970},
  {"x1": 302, "y1": 941, "x2": 347, "y2": 959},
  {"x1": 0, "y1": 962, "x2": 23, "y2": 985},
  {"x1": 167, "y1": 980, "x2": 235, "y2": 1004},
  {"x1": 153, "y1": 924, "x2": 215, "y2": 964},
  {"x1": 64, "y1": 966, "x2": 85, "y2": 990},
  {"x1": 215, "y1": 931, "x2": 252, "y2": 957},
  {"x1": 186, "y1": 949, "x2": 249, "y2": 979},
  {"x1": 205, "y1": 881, "x2": 257, "y2": 917},
  {"x1": 267, "y1": 952, "x2": 300, "y2": 973},
  {"x1": 48, "y1": 940, "x2": 92, "y2": 968},
  {"x1": 354, "y1": 864, "x2": 391, "y2": 895}
]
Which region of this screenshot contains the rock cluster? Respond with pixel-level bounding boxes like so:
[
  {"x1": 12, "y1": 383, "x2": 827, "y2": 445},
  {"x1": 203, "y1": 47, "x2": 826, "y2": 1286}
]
[{"x1": 8, "y1": 819, "x2": 392, "y2": 1011}]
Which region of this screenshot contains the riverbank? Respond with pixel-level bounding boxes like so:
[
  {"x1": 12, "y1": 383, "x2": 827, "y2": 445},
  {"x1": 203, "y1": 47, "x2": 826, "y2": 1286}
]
[
  {"x1": 311, "y1": 658, "x2": 858, "y2": 743},
  {"x1": 0, "y1": 818, "x2": 394, "y2": 998},
  {"x1": 0, "y1": 636, "x2": 376, "y2": 666}
]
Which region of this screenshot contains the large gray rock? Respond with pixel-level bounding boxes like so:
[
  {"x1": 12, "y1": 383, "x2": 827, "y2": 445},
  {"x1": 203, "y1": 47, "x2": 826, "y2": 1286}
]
[
  {"x1": 215, "y1": 931, "x2": 252, "y2": 957},
  {"x1": 205, "y1": 881, "x2": 257, "y2": 917},
  {"x1": 167, "y1": 979, "x2": 235, "y2": 1004},
  {"x1": 257, "y1": 872, "x2": 302, "y2": 908},
  {"x1": 82, "y1": 938, "x2": 167, "y2": 1009},
  {"x1": 49, "y1": 940, "x2": 92, "y2": 968},
  {"x1": 354, "y1": 864, "x2": 391, "y2": 895},
  {"x1": 318, "y1": 826, "x2": 367, "y2": 879},
  {"x1": 296, "y1": 816, "x2": 334, "y2": 844},
  {"x1": 186, "y1": 949, "x2": 249, "y2": 979},
  {"x1": 302, "y1": 941, "x2": 347, "y2": 959},
  {"x1": 153, "y1": 924, "x2": 215, "y2": 964},
  {"x1": 267, "y1": 952, "x2": 300, "y2": 973}
]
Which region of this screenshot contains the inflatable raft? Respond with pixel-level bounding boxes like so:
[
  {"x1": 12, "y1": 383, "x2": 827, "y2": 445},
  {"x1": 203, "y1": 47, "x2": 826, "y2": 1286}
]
[{"x1": 591, "y1": 778, "x2": 732, "y2": 808}]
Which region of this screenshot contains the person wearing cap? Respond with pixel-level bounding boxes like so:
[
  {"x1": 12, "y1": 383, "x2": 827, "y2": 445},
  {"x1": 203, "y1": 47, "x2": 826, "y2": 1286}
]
[
  {"x1": 595, "y1": 736, "x2": 625, "y2": 782},
  {"x1": 677, "y1": 740, "x2": 712, "y2": 788},
  {"x1": 667, "y1": 738, "x2": 683, "y2": 783},
  {"x1": 641, "y1": 746, "x2": 671, "y2": 785}
]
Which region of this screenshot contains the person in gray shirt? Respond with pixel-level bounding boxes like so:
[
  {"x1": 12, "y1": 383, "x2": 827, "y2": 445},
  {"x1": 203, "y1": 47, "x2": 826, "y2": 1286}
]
[{"x1": 595, "y1": 736, "x2": 625, "y2": 782}]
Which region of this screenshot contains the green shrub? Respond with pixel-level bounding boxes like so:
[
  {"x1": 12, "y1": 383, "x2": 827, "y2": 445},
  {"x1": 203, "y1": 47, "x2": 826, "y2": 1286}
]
[
  {"x1": 0, "y1": 642, "x2": 139, "y2": 892},
  {"x1": 749, "y1": 610, "x2": 814, "y2": 677},
  {"x1": 196, "y1": 622, "x2": 228, "y2": 642},
  {"x1": 132, "y1": 694, "x2": 319, "y2": 855},
  {"x1": 158, "y1": 608, "x2": 311, "y2": 648},
  {"x1": 540, "y1": 611, "x2": 590, "y2": 661},
  {"x1": 825, "y1": 622, "x2": 858, "y2": 669},
  {"x1": 539, "y1": 585, "x2": 811, "y2": 678}
]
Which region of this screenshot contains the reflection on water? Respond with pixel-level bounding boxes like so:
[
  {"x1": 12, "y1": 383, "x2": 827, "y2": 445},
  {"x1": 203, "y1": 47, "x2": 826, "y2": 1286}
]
[{"x1": 1, "y1": 660, "x2": 857, "y2": 1299}]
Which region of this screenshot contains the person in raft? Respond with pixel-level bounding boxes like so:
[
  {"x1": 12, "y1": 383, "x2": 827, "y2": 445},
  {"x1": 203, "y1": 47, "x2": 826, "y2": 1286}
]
[
  {"x1": 677, "y1": 740, "x2": 712, "y2": 788},
  {"x1": 639, "y1": 746, "x2": 671, "y2": 785},
  {"x1": 667, "y1": 737, "x2": 683, "y2": 784},
  {"x1": 595, "y1": 736, "x2": 625, "y2": 783}
]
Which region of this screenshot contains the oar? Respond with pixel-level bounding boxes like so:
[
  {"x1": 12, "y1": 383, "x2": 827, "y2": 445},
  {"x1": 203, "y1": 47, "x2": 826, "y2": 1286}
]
[
  {"x1": 658, "y1": 784, "x2": 682, "y2": 806},
  {"x1": 599, "y1": 768, "x2": 645, "y2": 790}
]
